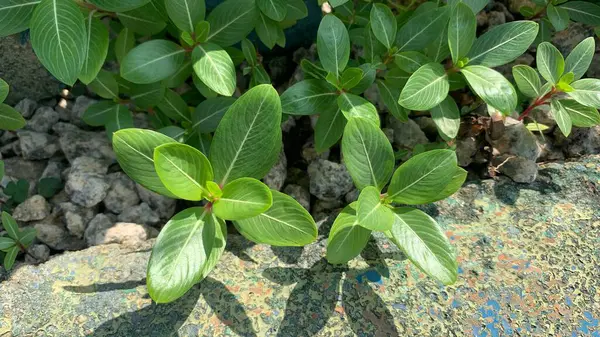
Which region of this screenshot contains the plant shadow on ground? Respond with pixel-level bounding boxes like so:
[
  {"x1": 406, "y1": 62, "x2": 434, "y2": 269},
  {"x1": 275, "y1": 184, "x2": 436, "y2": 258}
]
[
  {"x1": 263, "y1": 238, "x2": 405, "y2": 337},
  {"x1": 71, "y1": 237, "x2": 403, "y2": 336},
  {"x1": 492, "y1": 168, "x2": 562, "y2": 205}
]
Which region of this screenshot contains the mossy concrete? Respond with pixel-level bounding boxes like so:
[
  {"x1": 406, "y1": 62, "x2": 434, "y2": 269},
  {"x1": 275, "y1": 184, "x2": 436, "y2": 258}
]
[{"x1": 2, "y1": 157, "x2": 600, "y2": 336}]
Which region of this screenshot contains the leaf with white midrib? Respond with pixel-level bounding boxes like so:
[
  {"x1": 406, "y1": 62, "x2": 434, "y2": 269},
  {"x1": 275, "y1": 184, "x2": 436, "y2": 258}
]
[
  {"x1": 121, "y1": 40, "x2": 185, "y2": 84},
  {"x1": 466, "y1": 21, "x2": 538, "y2": 67},
  {"x1": 30, "y1": 0, "x2": 87, "y2": 85},
  {"x1": 0, "y1": 1, "x2": 40, "y2": 37},
  {"x1": 192, "y1": 43, "x2": 236, "y2": 97},
  {"x1": 206, "y1": 0, "x2": 257, "y2": 46}
]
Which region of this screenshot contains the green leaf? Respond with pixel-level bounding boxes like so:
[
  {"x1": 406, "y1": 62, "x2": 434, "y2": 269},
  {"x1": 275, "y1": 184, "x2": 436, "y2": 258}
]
[
  {"x1": 350, "y1": 63, "x2": 377, "y2": 95},
  {"x1": 1, "y1": 212, "x2": 19, "y2": 241},
  {"x1": 357, "y1": 186, "x2": 394, "y2": 231},
  {"x1": 0, "y1": 104, "x2": 26, "y2": 131},
  {"x1": 385, "y1": 67, "x2": 410, "y2": 89},
  {"x1": 257, "y1": 0, "x2": 286, "y2": 21},
  {"x1": 157, "y1": 89, "x2": 192, "y2": 122},
  {"x1": 154, "y1": 143, "x2": 213, "y2": 201},
  {"x1": 340, "y1": 68, "x2": 364, "y2": 90},
  {"x1": 213, "y1": 178, "x2": 272, "y2": 220},
  {"x1": 536, "y1": 42, "x2": 564, "y2": 85},
  {"x1": 234, "y1": 190, "x2": 317, "y2": 246},
  {"x1": 342, "y1": 118, "x2": 394, "y2": 191},
  {"x1": 241, "y1": 39, "x2": 257, "y2": 66},
  {"x1": 534, "y1": 18, "x2": 552, "y2": 46},
  {"x1": 386, "y1": 207, "x2": 457, "y2": 285},
  {"x1": 121, "y1": 40, "x2": 185, "y2": 84},
  {"x1": 448, "y1": 2, "x2": 476, "y2": 64},
  {"x1": 377, "y1": 80, "x2": 408, "y2": 122},
  {"x1": 560, "y1": 99, "x2": 600, "y2": 127},
  {"x1": 466, "y1": 21, "x2": 538, "y2": 67},
  {"x1": 89, "y1": 0, "x2": 149, "y2": 12},
  {"x1": 0, "y1": 0, "x2": 38, "y2": 37},
  {"x1": 38, "y1": 177, "x2": 63, "y2": 199},
  {"x1": 199, "y1": 214, "x2": 226, "y2": 279},
  {"x1": 363, "y1": 24, "x2": 387, "y2": 63},
  {"x1": 394, "y1": 51, "x2": 432, "y2": 74},
  {"x1": 192, "y1": 97, "x2": 236, "y2": 134},
  {"x1": 83, "y1": 100, "x2": 117, "y2": 126},
  {"x1": 326, "y1": 203, "x2": 371, "y2": 264},
  {"x1": 399, "y1": 63, "x2": 449, "y2": 111},
  {"x1": 0, "y1": 78, "x2": 7, "y2": 103},
  {"x1": 105, "y1": 105, "x2": 134, "y2": 140},
  {"x1": 565, "y1": 37, "x2": 595, "y2": 81},
  {"x1": 130, "y1": 82, "x2": 166, "y2": 109},
  {"x1": 255, "y1": 12, "x2": 281, "y2": 49},
  {"x1": 317, "y1": 14, "x2": 350, "y2": 75},
  {"x1": 0, "y1": 160, "x2": 4, "y2": 180},
  {"x1": 285, "y1": 0, "x2": 308, "y2": 21},
  {"x1": 559, "y1": 1, "x2": 600, "y2": 25},
  {"x1": 337, "y1": 93, "x2": 379, "y2": 126},
  {"x1": 117, "y1": 6, "x2": 166, "y2": 35},
  {"x1": 547, "y1": 4, "x2": 569, "y2": 31},
  {"x1": 79, "y1": 13, "x2": 109, "y2": 85},
  {"x1": 0, "y1": 237, "x2": 15, "y2": 251},
  {"x1": 18, "y1": 227, "x2": 37, "y2": 248},
  {"x1": 396, "y1": 7, "x2": 451, "y2": 52},
  {"x1": 30, "y1": 0, "x2": 86, "y2": 85},
  {"x1": 550, "y1": 99, "x2": 572, "y2": 137},
  {"x1": 431, "y1": 167, "x2": 467, "y2": 200},
  {"x1": 210, "y1": 84, "x2": 282, "y2": 185},
  {"x1": 3, "y1": 246, "x2": 18, "y2": 270},
  {"x1": 569, "y1": 79, "x2": 600, "y2": 108},
  {"x1": 512, "y1": 65, "x2": 542, "y2": 98},
  {"x1": 158, "y1": 126, "x2": 186, "y2": 142},
  {"x1": 370, "y1": 3, "x2": 396, "y2": 49},
  {"x1": 192, "y1": 43, "x2": 236, "y2": 96},
  {"x1": 387, "y1": 149, "x2": 458, "y2": 205},
  {"x1": 430, "y1": 96, "x2": 460, "y2": 141},
  {"x1": 147, "y1": 207, "x2": 216, "y2": 303},
  {"x1": 194, "y1": 21, "x2": 210, "y2": 43},
  {"x1": 447, "y1": 0, "x2": 489, "y2": 13},
  {"x1": 88, "y1": 70, "x2": 119, "y2": 99},
  {"x1": 206, "y1": 0, "x2": 258, "y2": 46},
  {"x1": 425, "y1": 25, "x2": 450, "y2": 63},
  {"x1": 4, "y1": 180, "x2": 29, "y2": 204},
  {"x1": 115, "y1": 28, "x2": 135, "y2": 64},
  {"x1": 166, "y1": 60, "x2": 193, "y2": 88},
  {"x1": 461, "y1": 65, "x2": 517, "y2": 115},
  {"x1": 113, "y1": 129, "x2": 178, "y2": 197},
  {"x1": 281, "y1": 80, "x2": 338, "y2": 115},
  {"x1": 166, "y1": 0, "x2": 205, "y2": 33},
  {"x1": 315, "y1": 107, "x2": 346, "y2": 153}
]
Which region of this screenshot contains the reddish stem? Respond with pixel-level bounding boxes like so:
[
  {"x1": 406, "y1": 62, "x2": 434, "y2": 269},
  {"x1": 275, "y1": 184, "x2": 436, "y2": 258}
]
[{"x1": 518, "y1": 88, "x2": 557, "y2": 121}]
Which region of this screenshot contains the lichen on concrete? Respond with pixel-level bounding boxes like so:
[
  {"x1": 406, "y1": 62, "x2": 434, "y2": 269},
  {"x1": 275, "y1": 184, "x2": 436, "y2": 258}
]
[{"x1": 2, "y1": 156, "x2": 600, "y2": 336}]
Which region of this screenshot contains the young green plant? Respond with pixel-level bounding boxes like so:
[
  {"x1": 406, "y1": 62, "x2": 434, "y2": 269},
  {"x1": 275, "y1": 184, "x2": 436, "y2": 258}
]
[{"x1": 112, "y1": 85, "x2": 318, "y2": 303}]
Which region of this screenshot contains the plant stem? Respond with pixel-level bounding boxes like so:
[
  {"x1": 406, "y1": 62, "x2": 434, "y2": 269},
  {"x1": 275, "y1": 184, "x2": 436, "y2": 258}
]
[{"x1": 518, "y1": 88, "x2": 557, "y2": 121}]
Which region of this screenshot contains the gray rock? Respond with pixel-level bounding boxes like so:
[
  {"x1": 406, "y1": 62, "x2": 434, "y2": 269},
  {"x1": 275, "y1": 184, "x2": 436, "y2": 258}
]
[
  {"x1": 308, "y1": 159, "x2": 354, "y2": 201},
  {"x1": 587, "y1": 52, "x2": 600, "y2": 79},
  {"x1": 97, "y1": 222, "x2": 158, "y2": 246},
  {"x1": 70, "y1": 96, "x2": 98, "y2": 125},
  {"x1": 263, "y1": 149, "x2": 287, "y2": 191},
  {"x1": 55, "y1": 123, "x2": 115, "y2": 164},
  {"x1": 281, "y1": 115, "x2": 296, "y2": 133},
  {"x1": 34, "y1": 220, "x2": 85, "y2": 251},
  {"x1": 17, "y1": 131, "x2": 60, "y2": 160},
  {"x1": 41, "y1": 160, "x2": 66, "y2": 180},
  {"x1": 12, "y1": 195, "x2": 51, "y2": 222},
  {"x1": 14, "y1": 98, "x2": 37, "y2": 119},
  {"x1": 25, "y1": 244, "x2": 50, "y2": 264},
  {"x1": 387, "y1": 116, "x2": 429, "y2": 149},
  {"x1": 117, "y1": 202, "x2": 161, "y2": 227},
  {"x1": 103, "y1": 172, "x2": 140, "y2": 214},
  {"x1": 65, "y1": 157, "x2": 109, "y2": 207},
  {"x1": 313, "y1": 199, "x2": 343, "y2": 215},
  {"x1": 1, "y1": 157, "x2": 46, "y2": 181},
  {"x1": 0, "y1": 35, "x2": 62, "y2": 105},
  {"x1": 283, "y1": 184, "x2": 311, "y2": 211},
  {"x1": 508, "y1": 0, "x2": 535, "y2": 13},
  {"x1": 302, "y1": 139, "x2": 330, "y2": 163},
  {"x1": 490, "y1": 118, "x2": 541, "y2": 161},
  {"x1": 136, "y1": 184, "x2": 176, "y2": 220},
  {"x1": 27, "y1": 107, "x2": 60, "y2": 133},
  {"x1": 345, "y1": 189, "x2": 359, "y2": 204},
  {"x1": 494, "y1": 155, "x2": 538, "y2": 183},
  {"x1": 84, "y1": 214, "x2": 114, "y2": 246},
  {"x1": 133, "y1": 113, "x2": 151, "y2": 129},
  {"x1": 414, "y1": 117, "x2": 437, "y2": 138},
  {"x1": 552, "y1": 23, "x2": 596, "y2": 55},
  {"x1": 55, "y1": 98, "x2": 73, "y2": 121},
  {"x1": 456, "y1": 137, "x2": 478, "y2": 167},
  {"x1": 558, "y1": 126, "x2": 600, "y2": 157},
  {"x1": 59, "y1": 202, "x2": 97, "y2": 238}
]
